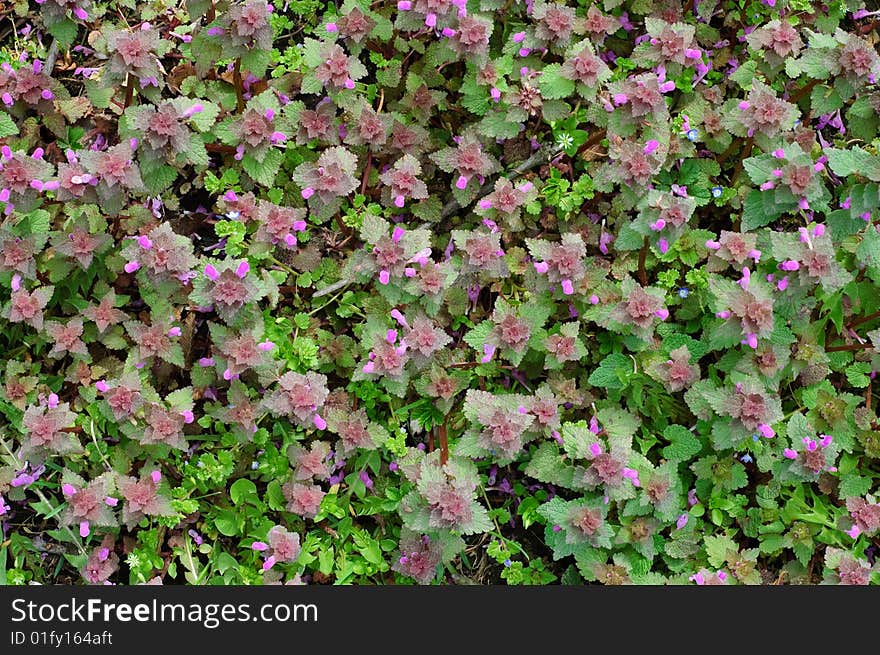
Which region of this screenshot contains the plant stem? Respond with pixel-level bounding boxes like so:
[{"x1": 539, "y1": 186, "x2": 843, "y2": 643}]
[{"x1": 233, "y1": 58, "x2": 245, "y2": 113}]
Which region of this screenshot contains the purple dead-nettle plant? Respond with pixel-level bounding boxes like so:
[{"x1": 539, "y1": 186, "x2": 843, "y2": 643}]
[
  {"x1": 403, "y1": 313, "x2": 452, "y2": 365},
  {"x1": 348, "y1": 213, "x2": 432, "y2": 288},
  {"x1": 0, "y1": 231, "x2": 39, "y2": 279},
  {"x1": 287, "y1": 440, "x2": 332, "y2": 481},
  {"x1": 38, "y1": 0, "x2": 90, "y2": 23},
  {"x1": 252, "y1": 200, "x2": 308, "y2": 250},
  {"x1": 134, "y1": 396, "x2": 192, "y2": 451},
  {"x1": 449, "y1": 14, "x2": 493, "y2": 60},
  {"x1": 414, "y1": 365, "x2": 470, "y2": 411},
  {"x1": 430, "y1": 132, "x2": 500, "y2": 198},
  {"x1": 777, "y1": 414, "x2": 840, "y2": 480},
  {"x1": 836, "y1": 31, "x2": 880, "y2": 87},
  {"x1": 559, "y1": 39, "x2": 612, "y2": 100},
  {"x1": 845, "y1": 495, "x2": 880, "y2": 538},
  {"x1": 2, "y1": 361, "x2": 38, "y2": 411},
  {"x1": 292, "y1": 146, "x2": 359, "y2": 214},
  {"x1": 647, "y1": 345, "x2": 701, "y2": 393},
  {"x1": 686, "y1": 377, "x2": 783, "y2": 443},
  {"x1": 634, "y1": 190, "x2": 697, "y2": 250},
  {"x1": 82, "y1": 290, "x2": 128, "y2": 334},
  {"x1": 213, "y1": 0, "x2": 274, "y2": 56},
  {"x1": 81, "y1": 536, "x2": 119, "y2": 585},
  {"x1": 59, "y1": 471, "x2": 117, "y2": 538},
  {"x1": 451, "y1": 228, "x2": 509, "y2": 279},
  {"x1": 582, "y1": 5, "x2": 617, "y2": 39},
  {"x1": 44, "y1": 318, "x2": 88, "y2": 359},
  {"x1": 6, "y1": 59, "x2": 59, "y2": 110},
  {"x1": 0, "y1": 150, "x2": 54, "y2": 210},
  {"x1": 745, "y1": 19, "x2": 804, "y2": 67},
  {"x1": 389, "y1": 120, "x2": 431, "y2": 157},
  {"x1": 636, "y1": 18, "x2": 700, "y2": 68},
  {"x1": 129, "y1": 101, "x2": 191, "y2": 154},
  {"x1": 20, "y1": 395, "x2": 81, "y2": 456},
  {"x1": 94, "y1": 372, "x2": 144, "y2": 422},
  {"x1": 217, "y1": 189, "x2": 260, "y2": 224},
  {"x1": 767, "y1": 225, "x2": 850, "y2": 293},
  {"x1": 379, "y1": 154, "x2": 429, "y2": 209},
  {"x1": 526, "y1": 233, "x2": 587, "y2": 296},
  {"x1": 120, "y1": 222, "x2": 197, "y2": 283},
  {"x1": 458, "y1": 389, "x2": 537, "y2": 464},
  {"x1": 3, "y1": 285, "x2": 54, "y2": 331},
  {"x1": 394, "y1": 0, "x2": 462, "y2": 32},
  {"x1": 231, "y1": 98, "x2": 291, "y2": 161},
  {"x1": 282, "y1": 480, "x2": 326, "y2": 519},
  {"x1": 605, "y1": 137, "x2": 665, "y2": 187},
  {"x1": 531, "y1": 0, "x2": 584, "y2": 49},
  {"x1": 344, "y1": 100, "x2": 391, "y2": 151},
  {"x1": 102, "y1": 26, "x2": 164, "y2": 88},
  {"x1": 727, "y1": 79, "x2": 798, "y2": 139},
  {"x1": 706, "y1": 230, "x2": 759, "y2": 271},
  {"x1": 56, "y1": 151, "x2": 99, "y2": 202},
  {"x1": 607, "y1": 72, "x2": 671, "y2": 120},
  {"x1": 213, "y1": 380, "x2": 260, "y2": 439},
  {"x1": 124, "y1": 317, "x2": 186, "y2": 367},
  {"x1": 354, "y1": 317, "x2": 413, "y2": 388},
  {"x1": 601, "y1": 278, "x2": 668, "y2": 340},
  {"x1": 263, "y1": 371, "x2": 330, "y2": 430},
  {"x1": 189, "y1": 257, "x2": 272, "y2": 325},
  {"x1": 324, "y1": 406, "x2": 389, "y2": 456},
  {"x1": 708, "y1": 274, "x2": 775, "y2": 349},
  {"x1": 80, "y1": 142, "x2": 145, "y2": 200},
  {"x1": 473, "y1": 295, "x2": 551, "y2": 366},
  {"x1": 473, "y1": 177, "x2": 539, "y2": 231},
  {"x1": 823, "y1": 547, "x2": 880, "y2": 585},
  {"x1": 561, "y1": 419, "x2": 639, "y2": 502},
  {"x1": 289, "y1": 98, "x2": 340, "y2": 145},
  {"x1": 207, "y1": 322, "x2": 277, "y2": 382},
  {"x1": 51, "y1": 220, "x2": 112, "y2": 270},
  {"x1": 399, "y1": 449, "x2": 492, "y2": 535},
  {"x1": 543, "y1": 322, "x2": 587, "y2": 370},
  {"x1": 303, "y1": 38, "x2": 367, "y2": 92},
  {"x1": 116, "y1": 469, "x2": 174, "y2": 528},
  {"x1": 689, "y1": 569, "x2": 730, "y2": 586},
  {"x1": 537, "y1": 495, "x2": 614, "y2": 555},
  {"x1": 254, "y1": 525, "x2": 302, "y2": 572},
  {"x1": 392, "y1": 528, "x2": 444, "y2": 584},
  {"x1": 631, "y1": 462, "x2": 683, "y2": 524},
  {"x1": 331, "y1": 6, "x2": 377, "y2": 45}
]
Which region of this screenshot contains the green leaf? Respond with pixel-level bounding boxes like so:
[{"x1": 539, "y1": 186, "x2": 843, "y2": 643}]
[
  {"x1": 0, "y1": 112, "x2": 18, "y2": 138},
  {"x1": 47, "y1": 18, "x2": 79, "y2": 48},
  {"x1": 230, "y1": 478, "x2": 258, "y2": 505},
  {"x1": 826, "y1": 147, "x2": 880, "y2": 181},
  {"x1": 661, "y1": 425, "x2": 702, "y2": 462},
  {"x1": 741, "y1": 189, "x2": 779, "y2": 231},
  {"x1": 588, "y1": 353, "x2": 632, "y2": 390},
  {"x1": 242, "y1": 148, "x2": 282, "y2": 187},
  {"x1": 838, "y1": 474, "x2": 871, "y2": 498},
  {"x1": 240, "y1": 49, "x2": 272, "y2": 79},
  {"x1": 538, "y1": 64, "x2": 575, "y2": 100}
]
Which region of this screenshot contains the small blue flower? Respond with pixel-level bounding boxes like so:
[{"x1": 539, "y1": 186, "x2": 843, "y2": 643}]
[
  {"x1": 678, "y1": 287, "x2": 690, "y2": 299},
  {"x1": 752, "y1": 434, "x2": 760, "y2": 442},
  {"x1": 711, "y1": 186, "x2": 723, "y2": 198},
  {"x1": 504, "y1": 559, "x2": 512, "y2": 567},
  {"x1": 686, "y1": 128, "x2": 698, "y2": 141},
  {"x1": 740, "y1": 453, "x2": 753, "y2": 464}
]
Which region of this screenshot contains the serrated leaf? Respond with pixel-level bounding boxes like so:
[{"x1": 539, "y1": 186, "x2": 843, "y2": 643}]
[
  {"x1": 242, "y1": 148, "x2": 282, "y2": 187},
  {"x1": 588, "y1": 353, "x2": 632, "y2": 389},
  {"x1": 538, "y1": 64, "x2": 575, "y2": 100},
  {"x1": 826, "y1": 147, "x2": 880, "y2": 181},
  {"x1": 661, "y1": 425, "x2": 702, "y2": 462}
]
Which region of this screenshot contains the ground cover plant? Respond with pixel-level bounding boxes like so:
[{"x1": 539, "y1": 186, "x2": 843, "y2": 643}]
[{"x1": 0, "y1": 0, "x2": 879, "y2": 586}]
